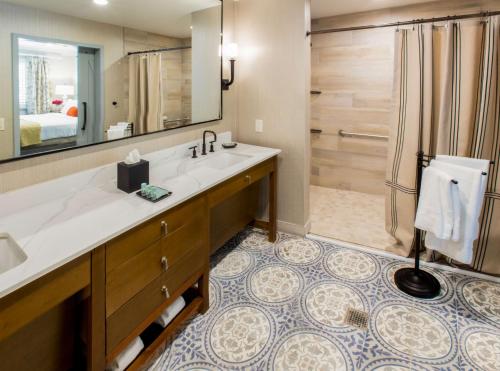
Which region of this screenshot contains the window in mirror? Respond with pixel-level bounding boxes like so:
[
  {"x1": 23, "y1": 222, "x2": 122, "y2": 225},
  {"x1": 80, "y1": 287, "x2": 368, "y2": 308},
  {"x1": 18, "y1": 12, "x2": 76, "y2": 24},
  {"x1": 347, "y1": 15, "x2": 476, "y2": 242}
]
[{"x1": 0, "y1": 0, "x2": 222, "y2": 163}]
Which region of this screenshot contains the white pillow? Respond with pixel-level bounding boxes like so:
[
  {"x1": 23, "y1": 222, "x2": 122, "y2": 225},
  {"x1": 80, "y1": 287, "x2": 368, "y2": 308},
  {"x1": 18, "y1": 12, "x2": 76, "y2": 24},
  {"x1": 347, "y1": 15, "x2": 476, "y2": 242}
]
[{"x1": 61, "y1": 100, "x2": 77, "y2": 115}]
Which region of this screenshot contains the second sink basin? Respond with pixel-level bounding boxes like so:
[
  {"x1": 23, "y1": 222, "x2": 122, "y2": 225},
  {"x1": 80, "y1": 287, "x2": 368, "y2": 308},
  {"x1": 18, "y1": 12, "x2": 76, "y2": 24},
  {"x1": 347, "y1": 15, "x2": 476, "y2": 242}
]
[
  {"x1": 0, "y1": 233, "x2": 27, "y2": 275},
  {"x1": 187, "y1": 152, "x2": 251, "y2": 172}
]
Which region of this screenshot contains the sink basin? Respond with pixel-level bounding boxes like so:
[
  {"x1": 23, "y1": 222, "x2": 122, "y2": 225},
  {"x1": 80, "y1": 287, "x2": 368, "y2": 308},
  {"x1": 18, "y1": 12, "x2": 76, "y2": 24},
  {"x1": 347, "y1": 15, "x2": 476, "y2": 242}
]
[
  {"x1": 187, "y1": 152, "x2": 251, "y2": 172},
  {"x1": 0, "y1": 234, "x2": 27, "y2": 274}
]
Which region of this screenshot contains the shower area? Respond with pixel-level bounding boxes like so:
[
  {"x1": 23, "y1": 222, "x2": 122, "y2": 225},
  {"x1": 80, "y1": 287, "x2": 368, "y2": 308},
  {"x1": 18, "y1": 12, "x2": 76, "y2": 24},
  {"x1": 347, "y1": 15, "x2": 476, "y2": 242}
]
[
  {"x1": 309, "y1": 23, "x2": 398, "y2": 252},
  {"x1": 308, "y1": 6, "x2": 500, "y2": 277}
]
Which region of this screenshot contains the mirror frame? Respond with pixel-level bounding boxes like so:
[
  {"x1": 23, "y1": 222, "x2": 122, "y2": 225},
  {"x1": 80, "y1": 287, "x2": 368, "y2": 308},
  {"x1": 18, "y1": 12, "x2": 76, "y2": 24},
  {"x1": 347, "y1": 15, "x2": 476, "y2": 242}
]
[{"x1": 0, "y1": 0, "x2": 224, "y2": 165}]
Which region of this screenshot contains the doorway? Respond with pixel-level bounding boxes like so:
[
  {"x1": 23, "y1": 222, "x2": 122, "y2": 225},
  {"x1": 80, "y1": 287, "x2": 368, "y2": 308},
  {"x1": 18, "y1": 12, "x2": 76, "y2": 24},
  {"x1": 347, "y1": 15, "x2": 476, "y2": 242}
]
[
  {"x1": 12, "y1": 35, "x2": 103, "y2": 156},
  {"x1": 309, "y1": 27, "x2": 398, "y2": 252}
]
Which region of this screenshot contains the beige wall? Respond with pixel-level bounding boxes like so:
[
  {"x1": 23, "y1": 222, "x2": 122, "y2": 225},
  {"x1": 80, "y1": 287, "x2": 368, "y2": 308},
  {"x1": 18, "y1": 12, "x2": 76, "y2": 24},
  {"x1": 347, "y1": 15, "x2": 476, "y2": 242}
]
[
  {"x1": 311, "y1": 0, "x2": 500, "y2": 195},
  {"x1": 235, "y1": 0, "x2": 311, "y2": 232},
  {"x1": 0, "y1": 1, "x2": 237, "y2": 194}
]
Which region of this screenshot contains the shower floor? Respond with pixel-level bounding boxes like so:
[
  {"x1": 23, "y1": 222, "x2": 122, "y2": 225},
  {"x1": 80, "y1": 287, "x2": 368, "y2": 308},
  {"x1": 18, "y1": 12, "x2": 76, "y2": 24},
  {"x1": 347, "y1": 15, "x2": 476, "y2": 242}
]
[{"x1": 310, "y1": 185, "x2": 398, "y2": 251}]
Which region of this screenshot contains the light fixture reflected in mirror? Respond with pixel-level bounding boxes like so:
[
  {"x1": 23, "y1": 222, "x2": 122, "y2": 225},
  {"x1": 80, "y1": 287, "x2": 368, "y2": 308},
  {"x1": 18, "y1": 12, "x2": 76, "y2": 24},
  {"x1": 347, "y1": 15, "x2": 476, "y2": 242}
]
[{"x1": 222, "y1": 43, "x2": 238, "y2": 91}]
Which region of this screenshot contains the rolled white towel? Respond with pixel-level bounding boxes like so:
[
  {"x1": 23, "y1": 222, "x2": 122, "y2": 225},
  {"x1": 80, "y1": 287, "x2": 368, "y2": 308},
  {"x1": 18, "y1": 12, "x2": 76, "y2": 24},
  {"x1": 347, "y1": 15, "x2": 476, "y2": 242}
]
[
  {"x1": 106, "y1": 336, "x2": 144, "y2": 371},
  {"x1": 155, "y1": 296, "x2": 186, "y2": 328}
]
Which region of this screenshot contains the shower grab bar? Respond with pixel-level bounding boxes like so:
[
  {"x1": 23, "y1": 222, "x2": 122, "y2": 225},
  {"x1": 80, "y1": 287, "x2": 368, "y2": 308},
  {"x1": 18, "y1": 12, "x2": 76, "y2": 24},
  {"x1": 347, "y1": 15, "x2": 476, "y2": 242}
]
[{"x1": 338, "y1": 130, "x2": 389, "y2": 141}]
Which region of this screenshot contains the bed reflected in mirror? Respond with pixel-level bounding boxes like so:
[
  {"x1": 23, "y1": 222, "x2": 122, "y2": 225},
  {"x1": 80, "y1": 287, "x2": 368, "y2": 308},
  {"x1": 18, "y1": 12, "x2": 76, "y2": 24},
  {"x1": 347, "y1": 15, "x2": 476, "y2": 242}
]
[{"x1": 0, "y1": 0, "x2": 222, "y2": 162}]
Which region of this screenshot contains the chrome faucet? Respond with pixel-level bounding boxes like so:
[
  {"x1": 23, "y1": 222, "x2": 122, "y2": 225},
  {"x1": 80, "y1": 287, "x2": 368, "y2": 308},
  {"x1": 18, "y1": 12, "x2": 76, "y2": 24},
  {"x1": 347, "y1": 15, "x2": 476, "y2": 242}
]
[{"x1": 202, "y1": 130, "x2": 217, "y2": 155}]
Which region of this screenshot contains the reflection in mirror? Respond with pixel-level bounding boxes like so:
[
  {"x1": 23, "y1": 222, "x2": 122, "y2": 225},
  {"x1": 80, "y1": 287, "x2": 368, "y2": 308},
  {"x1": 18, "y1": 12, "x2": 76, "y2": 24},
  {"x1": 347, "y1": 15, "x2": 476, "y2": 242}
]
[{"x1": 0, "y1": 0, "x2": 222, "y2": 162}]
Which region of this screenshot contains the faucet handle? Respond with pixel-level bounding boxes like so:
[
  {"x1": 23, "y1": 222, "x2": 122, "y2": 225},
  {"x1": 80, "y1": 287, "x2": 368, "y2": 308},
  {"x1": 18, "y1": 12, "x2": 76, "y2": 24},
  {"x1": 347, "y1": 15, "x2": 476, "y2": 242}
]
[
  {"x1": 189, "y1": 145, "x2": 198, "y2": 159},
  {"x1": 209, "y1": 140, "x2": 216, "y2": 153}
]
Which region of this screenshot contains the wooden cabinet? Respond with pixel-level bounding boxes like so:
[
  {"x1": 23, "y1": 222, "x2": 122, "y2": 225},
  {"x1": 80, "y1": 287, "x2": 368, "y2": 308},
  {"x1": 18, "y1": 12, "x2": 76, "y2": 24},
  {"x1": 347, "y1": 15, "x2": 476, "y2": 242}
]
[
  {"x1": 0, "y1": 255, "x2": 90, "y2": 370},
  {"x1": 207, "y1": 157, "x2": 275, "y2": 207},
  {"x1": 103, "y1": 195, "x2": 209, "y2": 359},
  {"x1": 0, "y1": 155, "x2": 278, "y2": 371},
  {"x1": 97, "y1": 157, "x2": 278, "y2": 369}
]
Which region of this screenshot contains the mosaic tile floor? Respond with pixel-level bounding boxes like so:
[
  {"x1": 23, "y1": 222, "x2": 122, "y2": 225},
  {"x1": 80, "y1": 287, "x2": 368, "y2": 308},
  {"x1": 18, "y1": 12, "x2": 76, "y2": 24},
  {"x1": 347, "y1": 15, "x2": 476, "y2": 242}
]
[
  {"x1": 150, "y1": 229, "x2": 500, "y2": 371},
  {"x1": 310, "y1": 186, "x2": 399, "y2": 252}
]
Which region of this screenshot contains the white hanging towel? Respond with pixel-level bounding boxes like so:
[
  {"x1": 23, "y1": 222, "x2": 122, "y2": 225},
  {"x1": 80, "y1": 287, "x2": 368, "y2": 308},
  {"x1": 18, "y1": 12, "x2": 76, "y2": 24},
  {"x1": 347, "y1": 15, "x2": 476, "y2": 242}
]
[
  {"x1": 425, "y1": 160, "x2": 485, "y2": 264},
  {"x1": 414, "y1": 166, "x2": 460, "y2": 240},
  {"x1": 435, "y1": 155, "x2": 490, "y2": 239}
]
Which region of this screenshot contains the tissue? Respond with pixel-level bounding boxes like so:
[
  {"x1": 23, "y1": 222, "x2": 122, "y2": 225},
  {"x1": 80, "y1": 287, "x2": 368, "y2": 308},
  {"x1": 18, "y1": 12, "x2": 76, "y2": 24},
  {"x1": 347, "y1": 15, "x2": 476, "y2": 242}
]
[{"x1": 125, "y1": 149, "x2": 141, "y2": 165}]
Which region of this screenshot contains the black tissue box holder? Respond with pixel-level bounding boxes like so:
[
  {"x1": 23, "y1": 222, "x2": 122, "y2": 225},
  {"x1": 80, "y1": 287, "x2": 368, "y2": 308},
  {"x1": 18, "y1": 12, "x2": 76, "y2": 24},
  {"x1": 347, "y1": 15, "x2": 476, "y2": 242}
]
[{"x1": 117, "y1": 159, "x2": 149, "y2": 193}]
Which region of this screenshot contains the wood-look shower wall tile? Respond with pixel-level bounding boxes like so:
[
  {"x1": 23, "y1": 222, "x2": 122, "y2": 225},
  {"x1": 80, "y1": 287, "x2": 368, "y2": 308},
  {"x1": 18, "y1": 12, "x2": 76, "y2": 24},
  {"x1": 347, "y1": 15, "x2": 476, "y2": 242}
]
[{"x1": 311, "y1": 23, "x2": 393, "y2": 195}]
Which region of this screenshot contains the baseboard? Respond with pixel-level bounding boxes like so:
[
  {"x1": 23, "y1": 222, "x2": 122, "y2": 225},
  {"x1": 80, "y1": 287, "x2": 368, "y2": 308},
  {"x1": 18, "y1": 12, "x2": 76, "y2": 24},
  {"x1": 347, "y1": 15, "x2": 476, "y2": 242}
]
[
  {"x1": 307, "y1": 233, "x2": 500, "y2": 283},
  {"x1": 277, "y1": 219, "x2": 311, "y2": 236}
]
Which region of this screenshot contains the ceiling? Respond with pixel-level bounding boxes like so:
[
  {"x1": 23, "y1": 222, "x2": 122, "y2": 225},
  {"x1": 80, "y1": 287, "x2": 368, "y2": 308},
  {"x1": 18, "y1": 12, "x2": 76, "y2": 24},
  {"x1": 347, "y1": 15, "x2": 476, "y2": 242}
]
[
  {"x1": 6, "y1": 0, "x2": 220, "y2": 38},
  {"x1": 311, "y1": 0, "x2": 440, "y2": 19}
]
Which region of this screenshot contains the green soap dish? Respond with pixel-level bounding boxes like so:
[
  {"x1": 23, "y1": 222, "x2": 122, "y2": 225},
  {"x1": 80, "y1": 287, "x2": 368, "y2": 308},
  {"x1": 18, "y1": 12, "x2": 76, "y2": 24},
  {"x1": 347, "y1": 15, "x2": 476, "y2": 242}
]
[{"x1": 136, "y1": 185, "x2": 172, "y2": 203}]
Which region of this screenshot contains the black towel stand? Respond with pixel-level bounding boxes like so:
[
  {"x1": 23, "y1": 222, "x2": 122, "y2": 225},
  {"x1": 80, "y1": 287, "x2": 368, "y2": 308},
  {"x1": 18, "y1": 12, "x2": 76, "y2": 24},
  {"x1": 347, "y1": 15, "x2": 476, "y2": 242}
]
[
  {"x1": 394, "y1": 151, "x2": 441, "y2": 299},
  {"x1": 394, "y1": 152, "x2": 495, "y2": 299}
]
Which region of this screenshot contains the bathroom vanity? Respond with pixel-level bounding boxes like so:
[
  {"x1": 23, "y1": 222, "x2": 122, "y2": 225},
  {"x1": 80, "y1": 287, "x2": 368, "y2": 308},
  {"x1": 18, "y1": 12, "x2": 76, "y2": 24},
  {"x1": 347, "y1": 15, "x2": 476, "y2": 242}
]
[{"x1": 0, "y1": 135, "x2": 280, "y2": 370}]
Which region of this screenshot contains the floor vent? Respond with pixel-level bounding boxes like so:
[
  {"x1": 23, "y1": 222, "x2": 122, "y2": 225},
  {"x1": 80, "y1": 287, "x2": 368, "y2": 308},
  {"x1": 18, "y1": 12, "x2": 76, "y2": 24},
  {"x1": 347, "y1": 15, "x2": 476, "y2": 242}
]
[{"x1": 344, "y1": 308, "x2": 369, "y2": 330}]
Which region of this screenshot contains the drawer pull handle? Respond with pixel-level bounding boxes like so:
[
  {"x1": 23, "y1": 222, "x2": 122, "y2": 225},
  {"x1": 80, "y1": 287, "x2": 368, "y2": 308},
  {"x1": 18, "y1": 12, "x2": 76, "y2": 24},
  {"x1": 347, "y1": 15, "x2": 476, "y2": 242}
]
[
  {"x1": 245, "y1": 175, "x2": 252, "y2": 183},
  {"x1": 161, "y1": 256, "x2": 168, "y2": 271},
  {"x1": 161, "y1": 286, "x2": 170, "y2": 299},
  {"x1": 161, "y1": 221, "x2": 168, "y2": 236}
]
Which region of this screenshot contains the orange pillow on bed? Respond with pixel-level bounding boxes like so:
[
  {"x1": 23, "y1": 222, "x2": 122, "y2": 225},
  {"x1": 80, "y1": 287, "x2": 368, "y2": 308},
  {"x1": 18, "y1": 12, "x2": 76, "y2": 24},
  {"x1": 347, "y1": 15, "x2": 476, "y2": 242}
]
[{"x1": 67, "y1": 107, "x2": 78, "y2": 117}]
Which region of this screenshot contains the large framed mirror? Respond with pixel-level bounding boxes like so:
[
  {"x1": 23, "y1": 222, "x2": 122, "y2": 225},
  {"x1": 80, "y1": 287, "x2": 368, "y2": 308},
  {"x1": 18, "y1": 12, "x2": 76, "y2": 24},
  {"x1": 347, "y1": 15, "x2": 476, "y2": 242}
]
[{"x1": 0, "y1": 0, "x2": 223, "y2": 163}]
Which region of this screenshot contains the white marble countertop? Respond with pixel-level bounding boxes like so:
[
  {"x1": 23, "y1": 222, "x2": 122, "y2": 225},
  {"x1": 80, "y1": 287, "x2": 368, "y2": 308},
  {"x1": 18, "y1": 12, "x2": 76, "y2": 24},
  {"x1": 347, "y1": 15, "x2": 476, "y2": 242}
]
[{"x1": 0, "y1": 132, "x2": 281, "y2": 299}]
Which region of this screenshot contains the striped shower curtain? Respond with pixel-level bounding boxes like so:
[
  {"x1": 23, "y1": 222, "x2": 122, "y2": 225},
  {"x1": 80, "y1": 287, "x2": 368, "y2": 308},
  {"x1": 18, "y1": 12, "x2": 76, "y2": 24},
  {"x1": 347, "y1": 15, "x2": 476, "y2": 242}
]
[{"x1": 386, "y1": 18, "x2": 500, "y2": 275}]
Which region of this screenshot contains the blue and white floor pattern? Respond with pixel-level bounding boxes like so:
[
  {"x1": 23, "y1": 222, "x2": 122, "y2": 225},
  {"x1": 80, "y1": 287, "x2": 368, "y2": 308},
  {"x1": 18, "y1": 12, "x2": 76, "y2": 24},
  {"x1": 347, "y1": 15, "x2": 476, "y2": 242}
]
[{"x1": 150, "y1": 228, "x2": 500, "y2": 371}]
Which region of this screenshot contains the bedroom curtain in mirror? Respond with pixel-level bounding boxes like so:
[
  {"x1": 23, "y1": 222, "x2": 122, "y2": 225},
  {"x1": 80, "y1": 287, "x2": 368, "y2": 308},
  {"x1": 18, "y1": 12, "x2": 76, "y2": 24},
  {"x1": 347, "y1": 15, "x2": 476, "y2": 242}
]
[
  {"x1": 128, "y1": 53, "x2": 163, "y2": 135},
  {"x1": 23, "y1": 56, "x2": 50, "y2": 115},
  {"x1": 385, "y1": 18, "x2": 500, "y2": 275}
]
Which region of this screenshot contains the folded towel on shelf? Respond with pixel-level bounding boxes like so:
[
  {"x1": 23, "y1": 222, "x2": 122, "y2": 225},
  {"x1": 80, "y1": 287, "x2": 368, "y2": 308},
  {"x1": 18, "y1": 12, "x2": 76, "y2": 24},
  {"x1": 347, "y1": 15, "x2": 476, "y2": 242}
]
[
  {"x1": 425, "y1": 159, "x2": 485, "y2": 264},
  {"x1": 415, "y1": 166, "x2": 460, "y2": 240},
  {"x1": 435, "y1": 155, "x2": 490, "y2": 239},
  {"x1": 106, "y1": 336, "x2": 144, "y2": 371},
  {"x1": 155, "y1": 296, "x2": 186, "y2": 328},
  {"x1": 107, "y1": 126, "x2": 127, "y2": 140}
]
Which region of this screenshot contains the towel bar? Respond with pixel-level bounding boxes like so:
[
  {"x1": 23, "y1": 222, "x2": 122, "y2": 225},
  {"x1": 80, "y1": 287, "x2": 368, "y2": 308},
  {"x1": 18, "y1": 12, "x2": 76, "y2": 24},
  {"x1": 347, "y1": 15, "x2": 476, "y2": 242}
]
[{"x1": 338, "y1": 130, "x2": 388, "y2": 141}]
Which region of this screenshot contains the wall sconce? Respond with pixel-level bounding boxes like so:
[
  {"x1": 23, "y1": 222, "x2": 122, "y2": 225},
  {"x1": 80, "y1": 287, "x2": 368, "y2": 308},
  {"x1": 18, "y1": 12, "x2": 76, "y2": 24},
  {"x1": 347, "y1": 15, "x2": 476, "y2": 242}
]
[{"x1": 222, "y1": 43, "x2": 238, "y2": 91}]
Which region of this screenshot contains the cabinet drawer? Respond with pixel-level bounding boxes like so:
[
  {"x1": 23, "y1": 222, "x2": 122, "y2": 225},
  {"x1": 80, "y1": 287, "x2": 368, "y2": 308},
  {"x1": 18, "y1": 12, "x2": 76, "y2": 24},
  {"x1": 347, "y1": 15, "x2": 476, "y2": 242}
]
[
  {"x1": 161, "y1": 196, "x2": 205, "y2": 236},
  {"x1": 208, "y1": 159, "x2": 274, "y2": 207},
  {"x1": 106, "y1": 247, "x2": 206, "y2": 352},
  {"x1": 106, "y1": 196, "x2": 205, "y2": 273},
  {"x1": 106, "y1": 241, "x2": 162, "y2": 316},
  {"x1": 161, "y1": 210, "x2": 207, "y2": 269},
  {"x1": 106, "y1": 274, "x2": 167, "y2": 352},
  {"x1": 163, "y1": 244, "x2": 206, "y2": 300},
  {"x1": 106, "y1": 220, "x2": 163, "y2": 274}
]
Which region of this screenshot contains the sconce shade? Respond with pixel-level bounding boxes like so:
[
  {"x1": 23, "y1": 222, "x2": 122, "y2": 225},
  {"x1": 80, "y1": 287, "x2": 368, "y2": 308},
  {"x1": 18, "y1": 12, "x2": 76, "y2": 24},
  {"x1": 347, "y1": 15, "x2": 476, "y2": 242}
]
[{"x1": 224, "y1": 43, "x2": 239, "y2": 60}]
